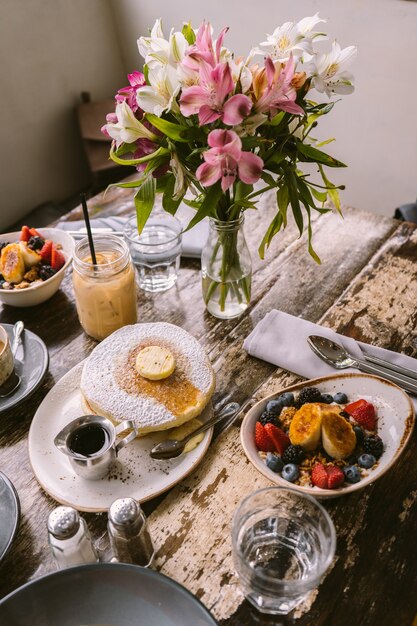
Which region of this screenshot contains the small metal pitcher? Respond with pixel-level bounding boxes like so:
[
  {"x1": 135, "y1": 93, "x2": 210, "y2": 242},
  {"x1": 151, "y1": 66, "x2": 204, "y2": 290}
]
[{"x1": 54, "y1": 415, "x2": 137, "y2": 480}]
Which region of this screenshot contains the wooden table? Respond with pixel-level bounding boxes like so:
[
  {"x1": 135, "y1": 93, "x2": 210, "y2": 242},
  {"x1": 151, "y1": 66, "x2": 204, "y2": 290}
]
[{"x1": 1, "y1": 184, "x2": 416, "y2": 626}]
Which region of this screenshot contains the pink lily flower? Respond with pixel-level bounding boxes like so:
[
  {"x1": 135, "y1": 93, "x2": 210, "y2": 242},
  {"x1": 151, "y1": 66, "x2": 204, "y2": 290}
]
[
  {"x1": 180, "y1": 61, "x2": 252, "y2": 126},
  {"x1": 183, "y1": 22, "x2": 228, "y2": 71},
  {"x1": 255, "y1": 56, "x2": 304, "y2": 116},
  {"x1": 115, "y1": 71, "x2": 146, "y2": 113},
  {"x1": 196, "y1": 129, "x2": 264, "y2": 191},
  {"x1": 101, "y1": 112, "x2": 117, "y2": 137}
]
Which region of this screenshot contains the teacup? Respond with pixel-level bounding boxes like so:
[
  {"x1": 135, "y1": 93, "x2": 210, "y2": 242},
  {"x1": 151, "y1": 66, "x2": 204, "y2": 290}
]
[
  {"x1": 0, "y1": 326, "x2": 14, "y2": 387},
  {"x1": 54, "y1": 414, "x2": 137, "y2": 480}
]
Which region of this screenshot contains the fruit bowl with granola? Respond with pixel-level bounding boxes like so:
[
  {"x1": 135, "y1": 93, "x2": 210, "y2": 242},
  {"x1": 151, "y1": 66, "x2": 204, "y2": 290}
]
[
  {"x1": 241, "y1": 373, "x2": 414, "y2": 498},
  {"x1": 0, "y1": 227, "x2": 74, "y2": 307}
]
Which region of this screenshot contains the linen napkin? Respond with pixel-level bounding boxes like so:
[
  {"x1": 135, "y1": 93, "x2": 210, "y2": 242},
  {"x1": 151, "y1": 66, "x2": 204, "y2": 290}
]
[
  {"x1": 244, "y1": 309, "x2": 417, "y2": 405},
  {"x1": 58, "y1": 203, "x2": 209, "y2": 259}
]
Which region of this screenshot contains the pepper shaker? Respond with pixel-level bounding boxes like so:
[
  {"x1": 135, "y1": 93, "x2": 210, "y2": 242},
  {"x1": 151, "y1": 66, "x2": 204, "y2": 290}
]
[
  {"x1": 108, "y1": 497, "x2": 154, "y2": 566},
  {"x1": 47, "y1": 506, "x2": 98, "y2": 569}
]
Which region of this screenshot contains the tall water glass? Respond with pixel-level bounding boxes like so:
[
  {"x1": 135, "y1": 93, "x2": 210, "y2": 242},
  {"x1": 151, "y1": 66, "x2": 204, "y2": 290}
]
[
  {"x1": 124, "y1": 212, "x2": 182, "y2": 293},
  {"x1": 232, "y1": 487, "x2": 336, "y2": 615}
]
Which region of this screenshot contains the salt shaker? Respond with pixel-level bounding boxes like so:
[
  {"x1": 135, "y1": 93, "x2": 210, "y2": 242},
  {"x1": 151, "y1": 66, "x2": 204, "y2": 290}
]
[
  {"x1": 108, "y1": 497, "x2": 154, "y2": 566},
  {"x1": 47, "y1": 506, "x2": 98, "y2": 569}
]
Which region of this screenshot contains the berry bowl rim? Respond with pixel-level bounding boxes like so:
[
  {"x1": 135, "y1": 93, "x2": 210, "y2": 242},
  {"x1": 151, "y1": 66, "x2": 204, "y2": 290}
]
[
  {"x1": 240, "y1": 372, "x2": 415, "y2": 499},
  {"x1": 0, "y1": 228, "x2": 74, "y2": 307}
]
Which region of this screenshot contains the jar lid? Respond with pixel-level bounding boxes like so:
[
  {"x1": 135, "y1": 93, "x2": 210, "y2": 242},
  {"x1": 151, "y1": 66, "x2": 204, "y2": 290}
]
[
  {"x1": 47, "y1": 506, "x2": 80, "y2": 539},
  {"x1": 109, "y1": 498, "x2": 142, "y2": 529}
]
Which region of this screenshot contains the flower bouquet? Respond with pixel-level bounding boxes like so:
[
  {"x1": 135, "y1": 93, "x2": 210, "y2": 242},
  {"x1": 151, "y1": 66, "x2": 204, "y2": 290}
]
[{"x1": 103, "y1": 16, "x2": 356, "y2": 318}]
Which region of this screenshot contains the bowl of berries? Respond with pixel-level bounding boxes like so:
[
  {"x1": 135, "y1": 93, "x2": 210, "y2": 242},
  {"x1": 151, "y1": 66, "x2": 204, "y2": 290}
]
[
  {"x1": 0, "y1": 226, "x2": 74, "y2": 307},
  {"x1": 241, "y1": 373, "x2": 414, "y2": 498}
]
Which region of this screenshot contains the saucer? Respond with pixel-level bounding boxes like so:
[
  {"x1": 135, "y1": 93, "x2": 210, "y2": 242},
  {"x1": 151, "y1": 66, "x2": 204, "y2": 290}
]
[
  {"x1": 0, "y1": 471, "x2": 20, "y2": 562},
  {"x1": 28, "y1": 361, "x2": 214, "y2": 512},
  {"x1": 0, "y1": 324, "x2": 48, "y2": 414}
]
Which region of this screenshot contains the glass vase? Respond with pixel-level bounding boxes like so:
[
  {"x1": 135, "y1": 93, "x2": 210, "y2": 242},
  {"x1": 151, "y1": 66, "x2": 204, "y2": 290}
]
[{"x1": 201, "y1": 216, "x2": 252, "y2": 320}]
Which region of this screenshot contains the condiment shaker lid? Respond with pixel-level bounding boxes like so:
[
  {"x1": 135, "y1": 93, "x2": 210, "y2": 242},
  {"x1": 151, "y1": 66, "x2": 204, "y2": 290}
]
[
  {"x1": 48, "y1": 506, "x2": 80, "y2": 539},
  {"x1": 108, "y1": 498, "x2": 142, "y2": 531}
]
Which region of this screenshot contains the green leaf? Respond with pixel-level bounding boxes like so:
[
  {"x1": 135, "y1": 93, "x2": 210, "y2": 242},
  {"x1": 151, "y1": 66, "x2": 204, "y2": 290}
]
[
  {"x1": 276, "y1": 185, "x2": 289, "y2": 227},
  {"x1": 305, "y1": 205, "x2": 321, "y2": 264},
  {"x1": 296, "y1": 141, "x2": 347, "y2": 168},
  {"x1": 316, "y1": 138, "x2": 336, "y2": 148},
  {"x1": 258, "y1": 213, "x2": 283, "y2": 259},
  {"x1": 106, "y1": 178, "x2": 147, "y2": 192},
  {"x1": 269, "y1": 111, "x2": 286, "y2": 126},
  {"x1": 310, "y1": 186, "x2": 328, "y2": 203},
  {"x1": 155, "y1": 174, "x2": 171, "y2": 192},
  {"x1": 261, "y1": 171, "x2": 276, "y2": 187},
  {"x1": 162, "y1": 176, "x2": 184, "y2": 215},
  {"x1": 319, "y1": 165, "x2": 343, "y2": 215},
  {"x1": 114, "y1": 142, "x2": 138, "y2": 157},
  {"x1": 134, "y1": 177, "x2": 156, "y2": 233},
  {"x1": 110, "y1": 144, "x2": 169, "y2": 166},
  {"x1": 265, "y1": 151, "x2": 286, "y2": 167},
  {"x1": 145, "y1": 114, "x2": 189, "y2": 142},
  {"x1": 184, "y1": 183, "x2": 223, "y2": 231},
  {"x1": 285, "y1": 168, "x2": 304, "y2": 236},
  {"x1": 234, "y1": 181, "x2": 253, "y2": 202},
  {"x1": 182, "y1": 198, "x2": 203, "y2": 209},
  {"x1": 182, "y1": 22, "x2": 196, "y2": 44}
]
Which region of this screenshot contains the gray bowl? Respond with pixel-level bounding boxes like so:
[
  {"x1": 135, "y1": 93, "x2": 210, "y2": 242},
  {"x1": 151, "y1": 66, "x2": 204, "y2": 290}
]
[{"x1": 0, "y1": 563, "x2": 217, "y2": 626}]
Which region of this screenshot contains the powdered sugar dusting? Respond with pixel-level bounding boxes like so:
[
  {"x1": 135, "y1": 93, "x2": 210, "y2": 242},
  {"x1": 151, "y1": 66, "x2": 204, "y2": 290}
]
[{"x1": 80, "y1": 323, "x2": 214, "y2": 431}]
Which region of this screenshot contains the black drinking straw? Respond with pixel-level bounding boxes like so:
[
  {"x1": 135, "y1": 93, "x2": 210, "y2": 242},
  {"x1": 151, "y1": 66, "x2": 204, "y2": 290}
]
[{"x1": 80, "y1": 193, "x2": 97, "y2": 265}]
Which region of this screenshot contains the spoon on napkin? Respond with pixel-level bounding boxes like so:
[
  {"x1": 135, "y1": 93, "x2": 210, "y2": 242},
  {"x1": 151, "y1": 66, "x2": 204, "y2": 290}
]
[{"x1": 308, "y1": 335, "x2": 417, "y2": 395}]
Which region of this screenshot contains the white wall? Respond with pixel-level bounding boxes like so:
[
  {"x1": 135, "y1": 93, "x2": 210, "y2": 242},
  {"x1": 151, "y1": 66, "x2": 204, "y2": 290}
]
[
  {"x1": 111, "y1": 0, "x2": 417, "y2": 217},
  {"x1": 0, "y1": 0, "x2": 126, "y2": 230}
]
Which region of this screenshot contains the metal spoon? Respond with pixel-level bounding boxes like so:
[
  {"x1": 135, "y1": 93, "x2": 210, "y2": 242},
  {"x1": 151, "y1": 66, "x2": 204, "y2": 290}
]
[
  {"x1": 150, "y1": 401, "x2": 241, "y2": 460},
  {"x1": 307, "y1": 335, "x2": 417, "y2": 396},
  {"x1": 0, "y1": 322, "x2": 24, "y2": 398}
]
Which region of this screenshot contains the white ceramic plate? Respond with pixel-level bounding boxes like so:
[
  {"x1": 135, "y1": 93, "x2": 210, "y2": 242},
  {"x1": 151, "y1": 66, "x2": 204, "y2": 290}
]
[
  {"x1": 0, "y1": 228, "x2": 74, "y2": 307},
  {"x1": 28, "y1": 361, "x2": 213, "y2": 512},
  {"x1": 241, "y1": 373, "x2": 414, "y2": 499}
]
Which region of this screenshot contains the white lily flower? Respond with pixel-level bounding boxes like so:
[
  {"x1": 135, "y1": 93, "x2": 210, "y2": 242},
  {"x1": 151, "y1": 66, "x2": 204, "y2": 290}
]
[
  {"x1": 138, "y1": 19, "x2": 188, "y2": 69},
  {"x1": 105, "y1": 102, "x2": 157, "y2": 147},
  {"x1": 310, "y1": 41, "x2": 357, "y2": 96},
  {"x1": 136, "y1": 64, "x2": 181, "y2": 116},
  {"x1": 253, "y1": 14, "x2": 327, "y2": 63},
  {"x1": 137, "y1": 19, "x2": 167, "y2": 60},
  {"x1": 235, "y1": 113, "x2": 267, "y2": 137},
  {"x1": 170, "y1": 153, "x2": 188, "y2": 199}
]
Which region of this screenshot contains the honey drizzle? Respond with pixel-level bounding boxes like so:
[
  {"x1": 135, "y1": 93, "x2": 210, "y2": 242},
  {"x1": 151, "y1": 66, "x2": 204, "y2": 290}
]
[{"x1": 116, "y1": 342, "x2": 201, "y2": 416}]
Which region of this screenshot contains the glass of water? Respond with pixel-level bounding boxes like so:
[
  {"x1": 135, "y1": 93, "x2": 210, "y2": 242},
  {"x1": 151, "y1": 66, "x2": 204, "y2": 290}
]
[
  {"x1": 232, "y1": 487, "x2": 336, "y2": 615},
  {"x1": 123, "y1": 211, "x2": 182, "y2": 293}
]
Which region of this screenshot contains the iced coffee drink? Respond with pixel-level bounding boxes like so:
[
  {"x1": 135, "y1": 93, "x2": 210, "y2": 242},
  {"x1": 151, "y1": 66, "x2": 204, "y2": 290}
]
[{"x1": 73, "y1": 235, "x2": 137, "y2": 341}]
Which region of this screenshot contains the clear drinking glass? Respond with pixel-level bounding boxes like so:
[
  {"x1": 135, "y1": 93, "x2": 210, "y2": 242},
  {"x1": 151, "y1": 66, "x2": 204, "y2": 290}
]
[
  {"x1": 123, "y1": 211, "x2": 182, "y2": 293},
  {"x1": 232, "y1": 487, "x2": 336, "y2": 615}
]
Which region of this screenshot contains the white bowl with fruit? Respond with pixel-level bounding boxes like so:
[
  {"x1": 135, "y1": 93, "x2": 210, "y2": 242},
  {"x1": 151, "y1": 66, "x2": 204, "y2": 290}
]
[
  {"x1": 240, "y1": 373, "x2": 414, "y2": 499},
  {"x1": 0, "y1": 226, "x2": 74, "y2": 307}
]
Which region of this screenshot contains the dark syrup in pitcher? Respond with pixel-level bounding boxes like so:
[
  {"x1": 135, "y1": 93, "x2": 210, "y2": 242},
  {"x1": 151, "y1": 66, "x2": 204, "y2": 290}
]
[{"x1": 68, "y1": 424, "x2": 110, "y2": 457}]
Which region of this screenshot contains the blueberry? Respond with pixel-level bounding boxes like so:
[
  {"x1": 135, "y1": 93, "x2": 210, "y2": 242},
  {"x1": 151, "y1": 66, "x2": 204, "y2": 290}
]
[
  {"x1": 279, "y1": 392, "x2": 295, "y2": 407},
  {"x1": 334, "y1": 392, "x2": 348, "y2": 404},
  {"x1": 353, "y1": 426, "x2": 364, "y2": 445},
  {"x1": 266, "y1": 398, "x2": 284, "y2": 416},
  {"x1": 343, "y1": 465, "x2": 361, "y2": 483},
  {"x1": 321, "y1": 393, "x2": 333, "y2": 404},
  {"x1": 266, "y1": 453, "x2": 284, "y2": 473},
  {"x1": 281, "y1": 463, "x2": 299, "y2": 483},
  {"x1": 358, "y1": 454, "x2": 376, "y2": 469}
]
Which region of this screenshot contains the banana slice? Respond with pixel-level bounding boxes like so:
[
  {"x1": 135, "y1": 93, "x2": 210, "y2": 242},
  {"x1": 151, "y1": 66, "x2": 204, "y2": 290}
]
[
  {"x1": 0, "y1": 243, "x2": 25, "y2": 283},
  {"x1": 289, "y1": 403, "x2": 322, "y2": 451},
  {"x1": 19, "y1": 242, "x2": 41, "y2": 267},
  {"x1": 135, "y1": 345, "x2": 175, "y2": 380},
  {"x1": 321, "y1": 408, "x2": 356, "y2": 460}
]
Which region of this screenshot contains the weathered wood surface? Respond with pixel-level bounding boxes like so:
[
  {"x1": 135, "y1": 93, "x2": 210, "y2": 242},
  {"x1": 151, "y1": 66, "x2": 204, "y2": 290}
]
[{"x1": 0, "y1": 182, "x2": 416, "y2": 626}]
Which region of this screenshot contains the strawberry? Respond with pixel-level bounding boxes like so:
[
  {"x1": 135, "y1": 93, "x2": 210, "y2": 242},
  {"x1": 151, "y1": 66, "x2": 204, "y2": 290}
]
[
  {"x1": 346, "y1": 399, "x2": 377, "y2": 431},
  {"x1": 29, "y1": 227, "x2": 42, "y2": 238},
  {"x1": 326, "y1": 464, "x2": 345, "y2": 489},
  {"x1": 50, "y1": 244, "x2": 65, "y2": 271},
  {"x1": 255, "y1": 422, "x2": 275, "y2": 452},
  {"x1": 20, "y1": 225, "x2": 31, "y2": 242},
  {"x1": 40, "y1": 240, "x2": 53, "y2": 264},
  {"x1": 264, "y1": 423, "x2": 290, "y2": 455},
  {"x1": 311, "y1": 462, "x2": 328, "y2": 489}
]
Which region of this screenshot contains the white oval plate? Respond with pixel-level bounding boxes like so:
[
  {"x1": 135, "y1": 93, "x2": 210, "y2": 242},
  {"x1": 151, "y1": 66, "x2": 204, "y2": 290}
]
[
  {"x1": 241, "y1": 373, "x2": 414, "y2": 499},
  {"x1": 28, "y1": 361, "x2": 213, "y2": 512}
]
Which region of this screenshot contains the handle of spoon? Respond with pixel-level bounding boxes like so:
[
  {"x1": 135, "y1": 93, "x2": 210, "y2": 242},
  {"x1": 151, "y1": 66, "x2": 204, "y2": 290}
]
[
  {"x1": 12, "y1": 321, "x2": 24, "y2": 357},
  {"x1": 356, "y1": 360, "x2": 417, "y2": 396},
  {"x1": 363, "y1": 354, "x2": 417, "y2": 382},
  {"x1": 182, "y1": 402, "x2": 240, "y2": 444}
]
